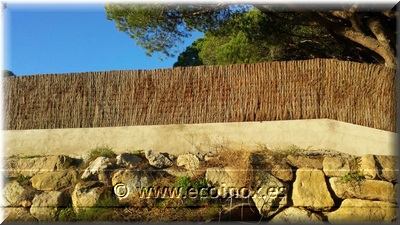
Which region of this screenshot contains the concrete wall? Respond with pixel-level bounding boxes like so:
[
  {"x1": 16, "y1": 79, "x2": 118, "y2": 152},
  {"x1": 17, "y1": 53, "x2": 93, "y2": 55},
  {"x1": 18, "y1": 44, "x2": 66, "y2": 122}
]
[{"x1": 2, "y1": 119, "x2": 397, "y2": 157}]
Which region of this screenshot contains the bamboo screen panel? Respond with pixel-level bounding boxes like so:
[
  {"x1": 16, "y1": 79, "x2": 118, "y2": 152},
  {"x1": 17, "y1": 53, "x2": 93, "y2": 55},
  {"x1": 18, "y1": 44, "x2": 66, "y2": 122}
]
[{"x1": 3, "y1": 59, "x2": 396, "y2": 132}]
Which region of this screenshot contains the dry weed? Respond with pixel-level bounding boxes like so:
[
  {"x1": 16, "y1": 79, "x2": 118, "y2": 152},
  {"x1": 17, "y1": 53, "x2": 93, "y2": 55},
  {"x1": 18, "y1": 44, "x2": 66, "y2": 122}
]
[{"x1": 204, "y1": 147, "x2": 254, "y2": 187}]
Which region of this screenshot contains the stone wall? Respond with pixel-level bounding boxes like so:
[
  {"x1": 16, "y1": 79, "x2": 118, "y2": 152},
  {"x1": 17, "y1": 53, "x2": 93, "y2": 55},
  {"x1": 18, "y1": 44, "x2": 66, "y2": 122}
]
[{"x1": 1, "y1": 148, "x2": 398, "y2": 222}]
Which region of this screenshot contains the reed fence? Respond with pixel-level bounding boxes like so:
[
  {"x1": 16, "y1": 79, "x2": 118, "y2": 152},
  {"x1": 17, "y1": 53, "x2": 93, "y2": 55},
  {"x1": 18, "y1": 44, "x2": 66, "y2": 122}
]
[{"x1": 3, "y1": 59, "x2": 396, "y2": 132}]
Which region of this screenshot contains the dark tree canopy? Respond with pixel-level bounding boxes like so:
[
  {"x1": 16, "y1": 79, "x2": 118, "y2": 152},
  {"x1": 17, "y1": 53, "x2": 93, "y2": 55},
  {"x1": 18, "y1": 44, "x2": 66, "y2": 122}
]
[
  {"x1": 3, "y1": 69, "x2": 15, "y2": 77},
  {"x1": 105, "y1": 3, "x2": 397, "y2": 68}
]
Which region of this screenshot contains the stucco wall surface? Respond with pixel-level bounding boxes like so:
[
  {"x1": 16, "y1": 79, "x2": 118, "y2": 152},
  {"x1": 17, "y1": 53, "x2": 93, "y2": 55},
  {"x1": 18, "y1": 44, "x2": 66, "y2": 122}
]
[{"x1": 3, "y1": 119, "x2": 397, "y2": 157}]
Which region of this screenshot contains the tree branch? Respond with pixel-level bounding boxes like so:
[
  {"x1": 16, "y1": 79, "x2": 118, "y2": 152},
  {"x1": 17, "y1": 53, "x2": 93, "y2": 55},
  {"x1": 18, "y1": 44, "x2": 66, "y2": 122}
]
[
  {"x1": 252, "y1": 4, "x2": 322, "y2": 26},
  {"x1": 299, "y1": 11, "x2": 396, "y2": 68}
]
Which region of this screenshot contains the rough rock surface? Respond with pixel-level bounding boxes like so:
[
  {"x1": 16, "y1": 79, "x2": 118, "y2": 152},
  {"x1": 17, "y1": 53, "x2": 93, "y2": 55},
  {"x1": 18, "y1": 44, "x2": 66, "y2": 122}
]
[
  {"x1": 286, "y1": 155, "x2": 324, "y2": 169},
  {"x1": 30, "y1": 191, "x2": 69, "y2": 221},
  {"x1": 292, "y1": 168, "x2": 334, "y2": 210},
  {"x1": 30, "y1": 170, "x2": 78, "y2": 191},
  {"x1": 145, "y1": 149, "x2": 174, "y2": 169},
  {"x1": 176, "y1": 153, "x2": 200, "y2": 171},
  {"x1": 326, "y1": 199, "x2": 397, "y2": 222},
  {"x1": 81, "y1": 157, "x2": 109, "y2": 180},
  {"x1": 375, "y1": 155, "x2": 398, "y2": 182},
  {"x1": 269, "y1": 207, "x2": 323, "y2": 223},
  {"x1": 358, "y1": 154, "x2": 377, "y2": 179},
  {"x1": 3, "y1": 207, "x2": 38, "y2": 222},
  {"x1": 322, "y1": 156, "x2": 350, "y2": 177},
  {"x1": 164, "y1": 167, "x2": 194, "y2": 178},
  {"x1": 111, "y1": 169, "x2": 153, "y2": 196},
  {"x1": 251, "y1": 170, "x2": 288, "y2": 218},
  {"x1": 250, "y1": 151, "x2": 293, "y2": 182},
  {"x1": 71, "y1": 182, "x2": 108, "y2": 212},
  {"x1": 205, "y1": 167, "x2": 243, "y2": 189},
  {"x1": 116, "y1": 153, "x2": 143, "y2": 167},
  {"x1": 5, "y1": 155, "x2": 73, "y2": 177},
  {"x1": 2, "y1": 180, "x2": 35, "y2": 207},
  {"x1": 270, "y1": 163, "x2": 293, "y2": 182},
  {"x1": 329, "y1": 177, "x2": 396, "y2": 203}
]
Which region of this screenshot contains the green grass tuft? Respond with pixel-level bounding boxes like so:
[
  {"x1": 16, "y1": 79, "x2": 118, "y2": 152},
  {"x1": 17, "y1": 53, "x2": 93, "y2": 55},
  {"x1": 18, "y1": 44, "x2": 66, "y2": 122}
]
[{"x1": 88, "y1": 147, "x2": 116, "y2": 160}]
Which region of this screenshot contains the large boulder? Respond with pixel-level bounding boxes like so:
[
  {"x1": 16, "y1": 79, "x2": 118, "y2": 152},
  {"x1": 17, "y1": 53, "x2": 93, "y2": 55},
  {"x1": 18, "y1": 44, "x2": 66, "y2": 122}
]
[
  {"x1": 1, "y1": 180, "x2": 36, "y2": 207},
  {"x1": 3, "y1": 207, "x2": 38, "y2": 222},
  {"x1": 270, "y1": 163, "x2": 293, "y2": 182},
  {"x1": 286, "y1": 155, "x2": 324, "y2": 169},
  {"x1": 111, "y1": 169, "x2": 153, "y2": 198},
  {"x1": 269, "y1": 207, "x2": 323, "y2": 223},
  {"x1": 81, "y1": 157, "x2": 110, "y2": 181},
  {"x1": 206, "y1": 167, "x2": 244, "y2": 189},
  {"x1": 250, "y1": 151, "x2": 293, "y2": 182},
  {"x1": 5, "y1": 155, "x2": 73, "y2": 178},
  {"x1": 358, "y1": 154, "x2": 378, "y2": 179},
  {"x1": 164, "y1": 167, "x2": 194, "y2": 178},
  {"x1": 329, "y1": 177, "x2": 396, "y2": 203},
  {"x1": 326, "y1": 199, "x2": 397, "y2": 222},
  {"x1": 30, "y1": 170, "x2": 78, "y2": 191},
  {"x1": 30, "y1": 191, "x2": 69, "y2": 221},
  {"x1": 71, "y1": 181, "x2": 109, "y2": 212},
  {"x1": 116, "y1": 153, "x2": 143, "y2": 167},
  {"x1": 375, "y1": 155, "x2": 398, "y2": 182},
  {"x1": 176, "y1": 153, "x2": 200, "y2": 171},
  {"x1": 323, "y1": 156, "x2": 351, "y2": 177},
  {"x1": 292, "y1": 168, "x2": 334, "y2": 211},
  {"x1": 145, "y1": 149, "x2": 174, "y2": 169},
  {"x1": 251, "y1": 170, "x2": 289, "y2": 219},
  {"x1": 206, "y1": 167, "x2": 255, "y2": 199}
]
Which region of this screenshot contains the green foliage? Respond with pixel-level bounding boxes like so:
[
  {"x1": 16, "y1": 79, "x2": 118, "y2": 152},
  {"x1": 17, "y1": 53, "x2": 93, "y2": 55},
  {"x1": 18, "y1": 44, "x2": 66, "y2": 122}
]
[
  {"x1": 131, "y1": 149, "x2": 144, "y2": 156},
  {"x1": 89, "y1": 147, "x2": 116, "y2": 160},
  {"x1": 175, "y1": 9, "x2": 375, "y2": 66},
  {"x1": 106, "y1": 4, "x2": 391, "y2": 66},
  {"x1": 16, "y1": 174, "x2": 31, "y2": 186},
  {"x1": 3, "y1": 69, "x2": 15, "y2": 77},
  {"x1": 173, "y1": 176, "x2": 208, "y2": 193},
  {"x1": 173, "y1": 38, "x2": 204, "y2": 67},
  {"x1": 105, "y1": 4, "x2": 245, "y2": 59},
  {"x1": 341, "y1": 156, "x2": 365, "y2": 184},
  {"x1": 341, "y1": 171, "x2": 365, "y2": 183},
  {"x1": 174, "y1": 176, "x2": 192, "y2": 193},
  {"x1": 192, "y1": 177, "x2": 208, "y2": 190},
  {"x1": 58, "y1": 205, "x2": 75, "y2": 221}
]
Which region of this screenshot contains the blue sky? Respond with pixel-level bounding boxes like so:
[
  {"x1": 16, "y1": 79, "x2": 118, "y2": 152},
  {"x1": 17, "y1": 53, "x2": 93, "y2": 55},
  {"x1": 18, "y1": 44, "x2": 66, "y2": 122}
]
[{"x1": 3, "y1": 3, "x2": 204, "y2": 76}]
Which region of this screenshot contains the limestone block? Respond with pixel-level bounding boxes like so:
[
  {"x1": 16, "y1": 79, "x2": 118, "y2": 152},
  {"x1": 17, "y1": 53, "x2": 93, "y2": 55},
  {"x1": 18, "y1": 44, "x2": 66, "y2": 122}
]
[
  {"x1": 3, "y1": 207, "x2": 38, "y2": 222},
  {"x1": 111, "y1": 169, "x2": 153, "y2": 197},
  {"x1": 270, "y1": 207, "x2": 323, "y2": 223},
  {"x1": 1, "y1": 180, "x2": 35, "y2": 207},
  {"x1": 116, "y1": 153, "x2": 143, "y2": 167},
  {"x1": 358, "y1": 154, "x2": 378, "y2": 179},
  {"x1": 292, "y1": 168, "x2": 334, "y2": 210},
  {"x1": 329, "y1": 177, "x2": 396, "y2": 203},
  {"x1": 326, "y1": 199, "x2": 397, "y2": 222},
  {"x1": 375, "y1": 155, "x2": 398, "y2": 182},
  {"x1": 81, "y1": 157, "x2": 109, "y2": 180},
  {"x1": 251, "y1": 170, "x2": 289, "y2": 218},
  {"x1": 30, "y1": 191, "x2": 69, "y2": 221},
  {"x1": 286, "y1": 155, "x2": 324, "y2": 169},
  {"x1": 176, "y1": 153, "x2": 200, "y2": 171},
  {"x1": 30, "y1": 170, "x2": 78, "y2": 191},
  {"x1": 71, "y1": 181, "x2": 107, "y2": 212},
  {"x1": 145, "y1": 149, "x2": 174, "y2": 169},
  {"x1": 323, "y1": 156, "x2": 350, "y2": 177}
]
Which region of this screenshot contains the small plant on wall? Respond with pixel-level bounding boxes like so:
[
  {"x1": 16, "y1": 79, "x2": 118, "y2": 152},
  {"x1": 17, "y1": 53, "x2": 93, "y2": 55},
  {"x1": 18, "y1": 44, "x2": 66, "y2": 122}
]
[{"x1": 341, "y1": 156, "x2": 365, "y2": 184}]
